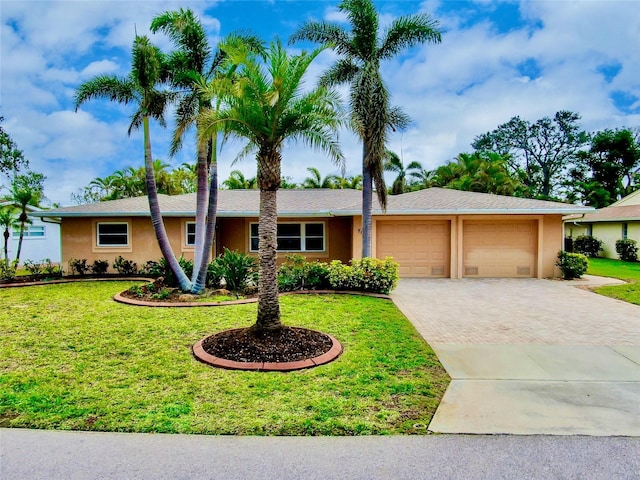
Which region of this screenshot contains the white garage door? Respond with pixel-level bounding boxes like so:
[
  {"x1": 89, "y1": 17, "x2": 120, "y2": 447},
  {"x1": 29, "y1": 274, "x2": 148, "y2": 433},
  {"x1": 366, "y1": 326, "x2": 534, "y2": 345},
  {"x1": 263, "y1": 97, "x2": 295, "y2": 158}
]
[
  {"x1": 376, "y1": 220, "x2": 450, "y2": 277},
  {"x1": 463, "y1": 220, "x2": 537, "y2": 277}
]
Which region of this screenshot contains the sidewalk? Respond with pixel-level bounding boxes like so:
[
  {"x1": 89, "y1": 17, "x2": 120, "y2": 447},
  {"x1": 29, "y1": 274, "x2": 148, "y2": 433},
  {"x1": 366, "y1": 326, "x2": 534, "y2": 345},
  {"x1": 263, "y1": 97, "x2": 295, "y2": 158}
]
[{"x1": 2, "y1": 429, "x2": 639, "y2": 480}]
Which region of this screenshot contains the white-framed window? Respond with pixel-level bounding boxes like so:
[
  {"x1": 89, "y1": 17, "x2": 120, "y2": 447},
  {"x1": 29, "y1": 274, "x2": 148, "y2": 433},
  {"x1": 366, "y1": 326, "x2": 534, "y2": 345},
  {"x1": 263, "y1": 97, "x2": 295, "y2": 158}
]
[
  {"x1": 186, "y1": 222, "x2": 196, "y2": 246},
  {"x1": 12, "y1": 225, "x2": 45, "y2": 238},
  {"x1": 249, "y1": 222, "x2": 325, "y2": 252},
  {"x1": 97, "y1": 222, "x2": 129, "y2": 247},
  {"x1": 622, "y1": 223, "x2": 628, "y2": 239}
]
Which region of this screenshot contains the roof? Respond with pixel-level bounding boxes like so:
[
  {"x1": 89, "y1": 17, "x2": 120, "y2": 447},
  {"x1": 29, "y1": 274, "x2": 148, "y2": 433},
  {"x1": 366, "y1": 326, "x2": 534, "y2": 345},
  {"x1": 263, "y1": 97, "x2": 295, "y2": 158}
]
[
  {"x1": 610, "y1": 189, "x2": 640, "y2": 207},
  {"x1": 31, "y1": 187, "x2": 592, "y2": 218},
  {"x1": 569, "y1": 204, "x2": 640, "y2": 223}
]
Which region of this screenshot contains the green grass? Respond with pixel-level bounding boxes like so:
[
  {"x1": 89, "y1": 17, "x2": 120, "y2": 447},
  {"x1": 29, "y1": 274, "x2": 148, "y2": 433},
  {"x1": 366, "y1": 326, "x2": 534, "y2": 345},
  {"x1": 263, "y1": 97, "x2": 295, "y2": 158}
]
[
  {"x1": 588, "y1": 257, "x2": 640, "y2": 305},
  {"x1": 0, "y1": 281, "x2": 449, "y2": 435}
]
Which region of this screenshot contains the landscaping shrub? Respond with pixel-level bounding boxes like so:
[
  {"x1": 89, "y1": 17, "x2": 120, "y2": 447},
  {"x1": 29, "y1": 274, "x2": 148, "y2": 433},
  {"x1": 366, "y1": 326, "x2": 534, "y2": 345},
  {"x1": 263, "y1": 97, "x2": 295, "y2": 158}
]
[
  {"x1": 573, "y1": 235, "x2": 603, "y2": 258},
  {"x1": 0, "y1": 259, "x2": 17, "y2": 281},
  {"x1": 68, "y1": 258, "x2": 89, "y2": 276},
  {"x1": 327, "y1": 257, "x2": 399, "y2": 294},
  {"x1": 113, "y1": 256, "x2": 138, "y2": 275},
  {"x1": 217, "y1": 248, "x2": 258, "y2": 294},
  {"x1": 278, "y1": 254, "x2": 330, "y2": 291},
  {"x1": 141, "y1": 256, "x2": 193, "y2": 287},
  {"x1": 616, "y1": 238, "x2": 638, "y2": 262},
  {"x1": 90, "y1": 259, "x2": 110, "y2": 276},
  {"x1": 23, "y1": 259, "x2": 43, "y2": 278},
  {"x1": 42, "y1": 259, "x2": 63, "y2": 277},
  {"x1": 206, "y1": 258, "x2": 224, "y2": 289},
  {"x1": 556, "y1": 251, "x2": 588, "y2": 280}
]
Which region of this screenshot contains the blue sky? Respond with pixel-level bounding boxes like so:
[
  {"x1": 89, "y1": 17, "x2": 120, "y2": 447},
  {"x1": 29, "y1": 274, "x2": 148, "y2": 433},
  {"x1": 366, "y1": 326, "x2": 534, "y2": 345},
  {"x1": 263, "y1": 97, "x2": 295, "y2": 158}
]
[{"x1": 1, "y1": 0, "x2": 639, "y2": 205}]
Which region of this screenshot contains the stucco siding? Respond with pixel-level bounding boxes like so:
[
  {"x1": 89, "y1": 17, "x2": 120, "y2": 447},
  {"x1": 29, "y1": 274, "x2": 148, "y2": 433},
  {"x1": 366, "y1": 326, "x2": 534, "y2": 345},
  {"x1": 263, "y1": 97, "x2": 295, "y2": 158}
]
[
  {"x1": 592, "y1": 223, "x2": 626, "y2": 258},
  {"x1": 542, "y1": 215, "x2": 563, "y2": 278}
]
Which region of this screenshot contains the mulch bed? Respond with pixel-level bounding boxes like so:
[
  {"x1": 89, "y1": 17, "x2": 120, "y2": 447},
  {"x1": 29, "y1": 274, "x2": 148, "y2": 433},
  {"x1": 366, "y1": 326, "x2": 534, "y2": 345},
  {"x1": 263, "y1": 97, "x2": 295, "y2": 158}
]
[{"x1": 201, "y1": 326, "x2": 333, "y2": 363}]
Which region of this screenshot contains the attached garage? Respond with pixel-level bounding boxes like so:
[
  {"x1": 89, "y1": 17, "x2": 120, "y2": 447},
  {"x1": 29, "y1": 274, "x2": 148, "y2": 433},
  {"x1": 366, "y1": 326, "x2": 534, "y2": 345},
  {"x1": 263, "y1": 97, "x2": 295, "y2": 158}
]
[
  {"x1": 376, "y1": 220, "x2": 450, "y2": 277},
  {"x1": 462, "y1": 220, "x2": 537, "y2": 277}
]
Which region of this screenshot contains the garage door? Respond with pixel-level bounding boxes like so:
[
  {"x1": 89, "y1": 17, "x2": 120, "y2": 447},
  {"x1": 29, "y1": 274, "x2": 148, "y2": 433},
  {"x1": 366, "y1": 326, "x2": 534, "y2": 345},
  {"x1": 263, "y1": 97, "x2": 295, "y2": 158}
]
[
  {"x1": 463, "y1": 220, "x2": 537, "y2": 277},
  {"x1": 376, "y1": 220, "x2": 450, "y2": 277}
]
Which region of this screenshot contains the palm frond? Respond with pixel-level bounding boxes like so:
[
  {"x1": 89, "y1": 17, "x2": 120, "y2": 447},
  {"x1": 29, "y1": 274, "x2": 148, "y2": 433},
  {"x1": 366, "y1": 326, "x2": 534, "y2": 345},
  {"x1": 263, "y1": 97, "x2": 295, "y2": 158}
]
[{"x1": 379, "y1": 13, "x2": 442, "y2": 60}]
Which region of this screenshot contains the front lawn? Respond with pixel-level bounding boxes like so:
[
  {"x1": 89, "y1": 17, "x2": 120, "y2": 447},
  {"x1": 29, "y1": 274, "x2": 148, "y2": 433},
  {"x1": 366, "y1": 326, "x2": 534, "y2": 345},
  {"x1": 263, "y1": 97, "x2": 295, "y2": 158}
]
[
  {"x1": 0, "y1": 282, "x2": 448, "y2": 435},
  {"x1": 588, "y1": 257, "x2": 640, "y2": 305}
]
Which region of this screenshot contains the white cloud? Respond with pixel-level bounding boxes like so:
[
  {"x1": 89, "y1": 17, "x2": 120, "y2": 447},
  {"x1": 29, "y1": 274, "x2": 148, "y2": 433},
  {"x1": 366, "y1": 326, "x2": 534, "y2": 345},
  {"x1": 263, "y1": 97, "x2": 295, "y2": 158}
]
[{"x1": 81, "y1": 60, "x2": 121, "y2": 78}]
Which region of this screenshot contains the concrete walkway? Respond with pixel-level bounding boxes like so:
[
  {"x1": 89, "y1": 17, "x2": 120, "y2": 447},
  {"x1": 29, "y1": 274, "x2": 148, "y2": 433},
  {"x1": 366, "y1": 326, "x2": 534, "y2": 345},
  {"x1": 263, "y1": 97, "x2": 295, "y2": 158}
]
[{"x1": 391, "y1": 277, "x2": 640, "y2": 436}]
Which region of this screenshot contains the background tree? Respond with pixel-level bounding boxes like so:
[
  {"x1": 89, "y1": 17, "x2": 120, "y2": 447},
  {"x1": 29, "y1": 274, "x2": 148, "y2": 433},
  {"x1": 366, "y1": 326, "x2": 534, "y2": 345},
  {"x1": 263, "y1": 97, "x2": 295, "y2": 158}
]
[
  {"x1": 11, "y1": 171, "x2": 45, "y2": 263},
  {"x1": 430, "y1": 152, "x2": 526, "y2": 196},
  {"x1": 291, "y1": 0, "x2": 442, "y2": 257},
  {"x1": 569, "y1": 128, "x2": 640, "y2": 207},
  {"x1": 383, "y1": 150, "x2": 423, "y2": 195},
  {"x1": 198, "y1": 40, "x2": 344, "y2": 334},
  {"x1": 0, "y1": 206, "x2": 19, "y2": 263},
  {"x1": 302, "y1": 167, "x2": 338, "y2": 189},
  {"x1": 473, "y1": 111, "x2": 589, "y2": 199},
  {"x1": 222, "y1": 170, "x2": 257, "y2": 189},
  {"x1": 75, "y1": 35, "x2": 192, "y2": 291},
  {"x1": 0, "y1": 117, "x2": 28, "y2": 178}
]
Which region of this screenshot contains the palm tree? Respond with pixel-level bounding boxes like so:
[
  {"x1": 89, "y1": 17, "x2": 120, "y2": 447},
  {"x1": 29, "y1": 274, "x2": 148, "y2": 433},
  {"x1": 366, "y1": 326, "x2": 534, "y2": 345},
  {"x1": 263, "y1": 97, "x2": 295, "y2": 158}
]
[
  {"x1": 75, "y1": 35, "x2": 192, "y2": 291},
  {"x1": 302, "y1": 167, "x2": 338, "y2": 189},
  {"x1": 383, "y1": 150, "x2": 423, "y2": 194},
  {"x1": 151, "y1": 9, "x2": 264, "y2": 293},
  {"x1": 291, "y1": 0, "x2": 441, "y2": 257},
  {"x1": 0, "y1": 206, "x2": 19, "y2": 263},
  {"x1": 199, "y1": 40, "x2": 344, "y2": 333},
  {"x1": 334, "y1": 174, "x2": 363, "y2": 189},
  {"x1": 11, "y1": 171, "x2": 45, "y2": 263},
  {"x1": 222, "y1": 170, "x2": 257, "y2": 189}
]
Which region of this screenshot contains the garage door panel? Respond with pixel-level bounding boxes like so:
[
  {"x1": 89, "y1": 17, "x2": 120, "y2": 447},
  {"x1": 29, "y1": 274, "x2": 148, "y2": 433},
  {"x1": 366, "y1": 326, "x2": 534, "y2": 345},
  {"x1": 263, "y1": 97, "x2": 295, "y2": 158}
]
[
  {"x1": 463, "y1": 220, "x2": 537, "y2": 278},
  {"x1": 377, "y1": 221, "x2": 450, "y2": 278}
]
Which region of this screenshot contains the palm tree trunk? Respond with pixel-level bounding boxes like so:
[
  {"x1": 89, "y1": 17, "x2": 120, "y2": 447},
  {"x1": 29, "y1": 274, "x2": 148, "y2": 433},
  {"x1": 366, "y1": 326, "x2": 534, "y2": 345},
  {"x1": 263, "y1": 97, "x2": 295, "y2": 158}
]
[
  {"x1": 14, "y1": 210, "x2": 27, "y2": 264},
  {"x1": 3, "y1": 229, "x2": 10, "y2": 263},
  {"x1": 361, "y1": 143, "x2": 373, "y2": 258},
  {"x1": 192, "y1": 138, "x2": 218, "y2": 293},
  {"x1": 191, "y1": 141, "x2": 209, "y2": 285},
  {"x1": 255, "y1": 188, "x2": 281, "y2": 333},
  {"x1": 143, "y1": 116, "x2": 192, "y2": 291}
]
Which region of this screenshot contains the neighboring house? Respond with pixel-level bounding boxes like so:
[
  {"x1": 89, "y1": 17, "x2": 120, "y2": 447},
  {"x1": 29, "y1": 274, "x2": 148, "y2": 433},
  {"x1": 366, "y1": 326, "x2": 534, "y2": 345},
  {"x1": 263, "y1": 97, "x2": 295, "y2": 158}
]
[
  {"x1": 0, "y1": 201, "x2": 62, "y2": 263},
  {"x1": 564, "y1": 189, "x2": 640, "y2": 259},
  {"x1": 32, "y1": 188, "x2": 590, "y2": 278}
]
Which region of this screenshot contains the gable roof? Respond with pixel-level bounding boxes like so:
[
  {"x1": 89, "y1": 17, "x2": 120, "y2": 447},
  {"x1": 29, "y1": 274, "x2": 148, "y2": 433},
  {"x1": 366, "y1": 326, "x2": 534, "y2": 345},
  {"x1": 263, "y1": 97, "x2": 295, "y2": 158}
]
[
  {"x1": 573, "y1": 204, "x2": 640, "y2": 223},
  {"x1": 610, "y1": 189, "x2": 640, "y2": 207},
  {"x1": 31, "y1": 187, "x2": 591, "y2": 218}
]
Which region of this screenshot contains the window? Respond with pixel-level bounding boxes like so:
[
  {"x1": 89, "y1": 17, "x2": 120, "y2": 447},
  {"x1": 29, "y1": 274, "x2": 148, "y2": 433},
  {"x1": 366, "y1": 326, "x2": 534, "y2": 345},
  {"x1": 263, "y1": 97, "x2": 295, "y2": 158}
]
[
  {"x1": 12, "y1": 225, "x2": 45, "y2": 238},
  {"x1": 586, "y1": 224, "x2": 593, "y2": 236},
  {"x1": 186, "y1": 222, "x2": 196, "y2": 246},
  {"x1": 97, "y1": 222, "x2": 129, "y2": 246},
  {"x1": 250, "y1": 222, "x2": 325, "y2": 252},
  {"x1": 622, "y1": 223, "x2": 628, "y2": 239}
]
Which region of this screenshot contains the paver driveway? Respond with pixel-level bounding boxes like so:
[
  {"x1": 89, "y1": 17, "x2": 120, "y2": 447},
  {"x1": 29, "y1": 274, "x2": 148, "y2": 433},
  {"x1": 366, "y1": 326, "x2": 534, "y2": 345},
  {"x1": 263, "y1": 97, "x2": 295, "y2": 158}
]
[{"x1": 391, "y1": 278, "x2": 640, "y2": 435}]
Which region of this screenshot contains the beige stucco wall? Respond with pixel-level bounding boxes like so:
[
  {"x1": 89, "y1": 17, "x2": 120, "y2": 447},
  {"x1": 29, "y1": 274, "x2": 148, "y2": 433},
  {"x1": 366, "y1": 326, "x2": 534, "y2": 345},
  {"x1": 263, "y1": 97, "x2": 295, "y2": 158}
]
[
  {"x1": 564, "y1": 222, "x2": 588, "y2": 239},
  {"x1": 592, "y1": 221, "x2": 640, "y2": 259}
]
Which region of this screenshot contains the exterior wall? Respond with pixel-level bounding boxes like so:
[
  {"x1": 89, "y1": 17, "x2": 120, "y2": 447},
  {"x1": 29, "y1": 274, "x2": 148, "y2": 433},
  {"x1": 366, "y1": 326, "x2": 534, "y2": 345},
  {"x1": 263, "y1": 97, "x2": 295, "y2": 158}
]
[
  {"x1": 542, "y1": 215, "x2": 564, "y2": 278},
  {"x1": 8, "y1": 218, "x2": 61, "y2": 264},
  {"x1": 61, "y1": 217, "x2": 197, "y2": 272},
  {"x1": 592, "y1": 221, "x2": 640, "y2": 259},
  {"x1": 613, "y1": 190, "x2": 640, "y2": 206},
  {"x1": 216, "y1": 216, "x2": 352, "y2": 264},
  {"x1": 564, "y1": 222, "x2": 588, "y2": 239}
]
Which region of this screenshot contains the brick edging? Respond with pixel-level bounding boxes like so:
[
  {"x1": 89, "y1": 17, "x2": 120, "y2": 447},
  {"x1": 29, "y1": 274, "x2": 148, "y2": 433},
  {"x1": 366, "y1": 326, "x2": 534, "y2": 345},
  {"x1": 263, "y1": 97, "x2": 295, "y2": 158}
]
[
  {"x1": 0, "y1": 277, "x2": 153, "y2": 289},
  {"x1": 192, "y1": 328, "x2": 343, "y2": 371},
  {"x1": 113, "y1": 289, "x2": 391, "y2": 307}
]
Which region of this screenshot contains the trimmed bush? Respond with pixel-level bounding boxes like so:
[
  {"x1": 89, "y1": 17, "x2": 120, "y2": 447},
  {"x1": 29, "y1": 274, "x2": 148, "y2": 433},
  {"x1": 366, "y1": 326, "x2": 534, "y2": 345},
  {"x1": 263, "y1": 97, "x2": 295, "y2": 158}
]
[
  {"x1": 327, "y1": 257, "x2": 399, "y2": 295},
  {"x1": 113, "y1": 256, "x2": 138, "y2": 275},
  {"x1": 278, "y1": 254, "x2": 330, "y2": 291},
  {"x1": 90, "y1": 259, "x2": 109, "y2": 276},
  {"x1": 556, "y1": 251, "x2": 588, "y2": 280},
  {"x1": 68, "y1": 258, "x2": 89, "y2": 276},
  {"x1": 616, "y1": 238, "x2": 638, "y2": 262},
  {"x1": 573, "y1": 235, "x2": 603, "y2": 258}
]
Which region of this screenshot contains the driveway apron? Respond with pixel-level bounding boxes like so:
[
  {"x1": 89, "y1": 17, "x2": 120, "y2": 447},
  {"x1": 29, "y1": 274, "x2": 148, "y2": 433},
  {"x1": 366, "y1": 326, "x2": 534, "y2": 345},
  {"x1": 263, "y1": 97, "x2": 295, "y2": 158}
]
[{"x1": 391, "y1": 277, "x2": 640, "y2": 435}]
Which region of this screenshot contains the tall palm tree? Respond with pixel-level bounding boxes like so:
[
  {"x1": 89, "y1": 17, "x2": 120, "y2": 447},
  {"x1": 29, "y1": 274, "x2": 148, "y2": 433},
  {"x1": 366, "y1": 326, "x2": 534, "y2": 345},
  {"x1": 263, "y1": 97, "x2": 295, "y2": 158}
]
[
  {"x1": 0, "y1": 206, "x2": 19, "y2": 263},
  {"x1": 291, "y1": 0, "x2": 441, "y2": 257},
  {"x1": 75, "y1": 35, "x2": 192, "y2": 291},
  {"x1": 383, "y1": 150, "x2": 423, "y2": 194},
  {"x1": 151, "y1": 9, "x2": 263, "y2": 293},
  {"x1": 11, "y1": 171, "x2": 45, "y2": 263},
  {"x1": 199, "y1": 40, "x2": 344, "y2": 333}
]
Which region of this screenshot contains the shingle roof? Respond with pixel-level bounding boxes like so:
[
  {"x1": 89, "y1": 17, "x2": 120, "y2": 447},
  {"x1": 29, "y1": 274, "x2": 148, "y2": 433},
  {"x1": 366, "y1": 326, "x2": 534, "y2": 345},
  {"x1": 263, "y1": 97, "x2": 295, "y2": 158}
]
[
  {"x1": 32, "y1": 187, "x2": 591, "y2": 218},
  {"x1": 576, "y1": 204, "x2": 640, "y2": 222}
]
